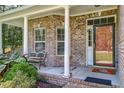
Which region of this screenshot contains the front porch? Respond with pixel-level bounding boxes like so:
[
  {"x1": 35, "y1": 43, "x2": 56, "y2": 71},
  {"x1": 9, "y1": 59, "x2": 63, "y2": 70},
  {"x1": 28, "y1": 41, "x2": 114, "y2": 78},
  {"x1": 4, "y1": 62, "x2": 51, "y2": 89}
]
[
  {"x1": 1, "y1": 5, "x2": 124, "y2": 87},
  {"x1": 37, "y1": 66, "x2": 120, "y2": 87}
]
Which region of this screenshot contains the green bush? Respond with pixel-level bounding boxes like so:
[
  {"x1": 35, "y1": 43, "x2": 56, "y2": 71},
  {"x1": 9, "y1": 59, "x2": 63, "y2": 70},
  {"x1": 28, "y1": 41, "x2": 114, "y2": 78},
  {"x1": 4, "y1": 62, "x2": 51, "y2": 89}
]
[
  {"x1": 0, "y1": 59, "x2": 15, "y2": 65},
  {"x1": 0, "y1": 60, "x2": 4, "y2": 64},
  {"x1": 0, "y1": 71, "x2": 36, "y2": 88},
  {"x1": 13, "y1": 71, "x2": 36, "y2": 88},
  {"x1": 4, "y1": 63, "x2": 38, "y2": 81},
  {"x1": 14, "y1": 56, "x2": 27, "y2": 63},
  {"x1": 0, "y1": 59, "x2": 12, "y2": 65},
  {"x1": 0, "y1": 81, "x2": 16, "y2": 88}
]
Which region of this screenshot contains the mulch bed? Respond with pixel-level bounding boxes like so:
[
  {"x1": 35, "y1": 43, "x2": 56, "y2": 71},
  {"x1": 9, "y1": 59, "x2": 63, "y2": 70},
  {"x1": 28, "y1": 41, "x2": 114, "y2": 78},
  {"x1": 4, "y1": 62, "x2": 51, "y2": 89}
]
[{"x1": 37, "y1": 81, "x2": 62, "y2": 88}]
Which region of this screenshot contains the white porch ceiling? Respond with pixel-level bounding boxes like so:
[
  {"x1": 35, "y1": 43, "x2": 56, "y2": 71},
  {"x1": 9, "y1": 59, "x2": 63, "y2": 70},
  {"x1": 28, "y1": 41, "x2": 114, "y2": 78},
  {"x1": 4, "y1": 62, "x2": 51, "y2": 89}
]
[
  {"x1": 24, "y1": 5, "x2": 118, "y2": 20},
  {"x1": 28, "y1": 8, "x2": 64, "y2": 19},
  {"x1": 1, "y1": 5, "x2": 118, "y2": 27},
  {"x1": 28, "y1": 5, "x2": 118, "y2": 20},
  {"x1": 3, "y1": 18, "x2": 24, "y2": 27},
  {"x1": 70, "y1": 5, "x2": 117, "y2": 16}
]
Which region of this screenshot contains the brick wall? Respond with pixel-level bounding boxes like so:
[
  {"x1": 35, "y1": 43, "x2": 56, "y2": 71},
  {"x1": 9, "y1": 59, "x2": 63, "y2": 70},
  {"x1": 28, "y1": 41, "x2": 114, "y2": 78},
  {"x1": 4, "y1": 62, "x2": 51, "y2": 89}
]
[
  {"x1": 28, "y1": 9, "x2": 118, "y2": 67},
  {"x1": 28, "y1": 15, "x2": 64, "y2": 66},
  {"x1": 70, "y1": 9, "x2": 118, "y2": 66},
  {"x1": 118, "y1": 6, "x2": 124, "y2": 87}
]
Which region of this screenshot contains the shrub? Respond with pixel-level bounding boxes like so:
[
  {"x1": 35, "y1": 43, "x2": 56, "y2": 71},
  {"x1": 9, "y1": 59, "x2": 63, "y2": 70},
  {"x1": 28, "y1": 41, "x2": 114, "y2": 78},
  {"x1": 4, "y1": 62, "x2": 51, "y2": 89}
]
[
  {"x1": 0, "y1": 60, "x2": 4, "y2": 64},
  {"x1": 0, "y1": 75, "x2": 3, "y2": 80},
  {"x1": 4, "y1": 63, "x2": 38, "y2": 81},
  {"x1": 14, "y1": 56, "x2": 27, "y2": 63},
  {"x1": 37, "y1": 74, "x2": 47, "y2": 83},
  {"x1": 0, "y1": 59, "x2": 14, "y2": 66},
  {"x1": 0, "y1": 71, "x2": 36, "y2": 88},
  {"x1": 0, "y1": 81, "x2": 16, "y2": 88},
  {"x1": 13, "y1": 71, "x2": 36, "y2": 88}
]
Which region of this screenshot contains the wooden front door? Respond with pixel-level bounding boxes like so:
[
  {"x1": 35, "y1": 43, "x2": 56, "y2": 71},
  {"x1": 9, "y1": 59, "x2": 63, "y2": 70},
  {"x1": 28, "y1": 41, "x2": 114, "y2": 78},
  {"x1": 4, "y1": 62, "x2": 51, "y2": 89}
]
[{"x1": 94, "y1": 24, "x2": 115, "y2": 67}]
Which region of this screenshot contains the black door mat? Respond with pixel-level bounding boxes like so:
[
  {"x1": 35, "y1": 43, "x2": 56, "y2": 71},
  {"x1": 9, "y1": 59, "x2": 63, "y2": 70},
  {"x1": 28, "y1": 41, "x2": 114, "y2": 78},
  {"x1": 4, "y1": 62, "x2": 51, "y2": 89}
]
[{"x1": 84, "y1": 77, "x2": 112, "y2": 86}]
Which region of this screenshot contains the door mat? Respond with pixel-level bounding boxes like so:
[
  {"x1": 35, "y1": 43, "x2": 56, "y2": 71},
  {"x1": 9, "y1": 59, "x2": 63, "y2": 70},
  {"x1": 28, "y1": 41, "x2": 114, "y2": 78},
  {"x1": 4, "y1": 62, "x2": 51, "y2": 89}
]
[
  {"x1": 92, "y1": 68, "x2": 116, "y2": 75},
  {"x1": 95, "y1": 63, "x2": 113, "y2": 67},
  {"x1": 84, "y1": 77, "x2": 112, "y2": 86}
]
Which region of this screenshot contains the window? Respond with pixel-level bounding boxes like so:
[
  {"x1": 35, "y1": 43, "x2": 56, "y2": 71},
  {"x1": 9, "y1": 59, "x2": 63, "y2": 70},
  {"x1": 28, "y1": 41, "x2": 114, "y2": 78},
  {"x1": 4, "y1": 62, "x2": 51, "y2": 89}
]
[
  {"x1": 56, "y1": 27, "x2": 64, "y2": 55},
  {"x1": 94, "y1": 19, "x2": 100, "y2": 25},
  {"x1": 87, "y1": 20, "x2": 93, "y2": 25},
  {"x1": 34, "y1": 28, "x2": 45, "y2": 52},
  {"x1": 108, "y1": 17, "x2": 115, "y2": 23},
  {"x1": 87, "y1": 28, "x2": 92, "y2": 46},
  {"x1": 101, "y1": 18, "x2": 107, "y2": 24},
  {"x1": 87, "y1": 16, "x2": 115, "y2": 26}
]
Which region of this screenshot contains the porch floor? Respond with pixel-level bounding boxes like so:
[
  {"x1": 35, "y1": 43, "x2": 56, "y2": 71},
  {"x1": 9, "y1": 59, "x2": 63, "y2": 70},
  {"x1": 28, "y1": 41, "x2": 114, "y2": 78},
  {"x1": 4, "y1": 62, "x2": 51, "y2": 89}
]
[{"x1": 37, "y1": 66, "x2": 120, "y2": 86}]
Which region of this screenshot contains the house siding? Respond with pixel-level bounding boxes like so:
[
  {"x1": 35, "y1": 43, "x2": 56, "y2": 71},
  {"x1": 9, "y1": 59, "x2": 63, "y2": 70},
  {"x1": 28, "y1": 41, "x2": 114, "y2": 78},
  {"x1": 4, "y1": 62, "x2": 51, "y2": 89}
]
[{"x1": 28, "y1": 9, "x2": 118, "y2": 67}]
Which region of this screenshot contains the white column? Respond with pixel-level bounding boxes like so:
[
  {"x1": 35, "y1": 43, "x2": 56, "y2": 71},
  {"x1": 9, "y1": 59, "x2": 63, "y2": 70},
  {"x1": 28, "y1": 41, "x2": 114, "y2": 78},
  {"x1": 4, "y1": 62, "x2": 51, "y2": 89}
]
[
  {"x1": 64, "y1": 6, "x2": 70, "y2": 77},
  {"x1": 23, "y1": 16, "x2": 28, "y2": 55},
  {"x1": 0, "y1": 22, "x2": 3, "y2": 54}
]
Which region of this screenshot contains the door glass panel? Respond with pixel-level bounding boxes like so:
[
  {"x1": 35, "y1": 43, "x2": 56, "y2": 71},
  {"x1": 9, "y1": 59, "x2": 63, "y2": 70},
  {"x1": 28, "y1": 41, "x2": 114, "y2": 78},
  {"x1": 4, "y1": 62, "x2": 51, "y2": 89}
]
[
  {"x1": 87, "y1": 20, "x2": 93, "y2": 25},
  {"x1": 108, "y1": 17, "x2": 115, "y2": 23},
  {"x1": 88, "y1": 29, "x2": 92, "y2": 46},
  {"x1": 101, "y1": 18, "x2": 107, "y2": 24},
  {"x1": 95, "y1": 25, "x2": 113, "y2": 66},
  {"x1": 94, "y1": 19, "x2": 100, "y2": 25}
]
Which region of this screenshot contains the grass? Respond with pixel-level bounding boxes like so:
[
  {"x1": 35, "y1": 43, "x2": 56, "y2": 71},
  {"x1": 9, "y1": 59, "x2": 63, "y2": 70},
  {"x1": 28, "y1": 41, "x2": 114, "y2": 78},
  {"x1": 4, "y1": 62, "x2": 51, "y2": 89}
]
[{"x1": 96, "y1": 52, "x2": 113, "y2": 61}]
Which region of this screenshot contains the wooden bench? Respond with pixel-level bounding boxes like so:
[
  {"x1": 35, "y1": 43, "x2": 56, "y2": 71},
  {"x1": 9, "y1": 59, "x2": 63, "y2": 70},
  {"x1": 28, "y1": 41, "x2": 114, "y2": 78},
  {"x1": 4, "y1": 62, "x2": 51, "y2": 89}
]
[{"x1": 24, "y1": 51, "x2": 47, "y2": 69}]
